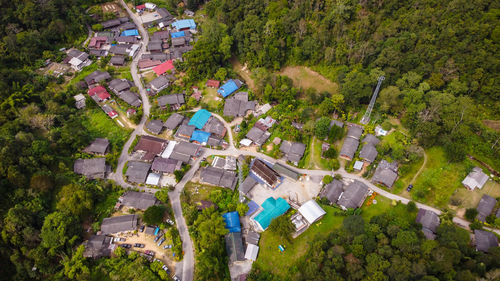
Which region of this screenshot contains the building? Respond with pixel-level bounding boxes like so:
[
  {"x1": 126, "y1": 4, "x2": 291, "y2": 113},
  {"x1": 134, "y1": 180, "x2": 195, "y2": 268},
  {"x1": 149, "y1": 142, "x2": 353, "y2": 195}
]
[
  {"x1": 253, "y1": 197, "x2": 290, "y2": 231},
  {"x1": 88, "y1": 85, "x2": 111, "y2": 102},
  {"x1": 202, "y1": 117, "x2": 226, "y2": 137},
  {"x1": 175, "y1": 124, "x2": 195, "y2": 140},
  {"x1": 188, "y1": 109, "x2": 212, "y2": 129},
  {"x1": 245, "y1": 244, "x2": 259, "y2": 261},
  {"x1": 102, "y1": 104, "x2": 118, "y2": 119},
  {"x1": 146, "y1": 119, "x2": 164, "y2": 135},
  {"x1": 190, "y1": 130, "x2": 211, "y2": 145},
  {"x1": 476, "y1": 195, "x2": 497, "y2": 222},
  {"x1": 151, "y1": 157, "x2": 181, "y2": 174},
  {"x1": 125, "y1": 161, "x2": 151, "y2": 183},
  {"x1": 147, "y1": 40, "x2": 163, "y2": 53},
  {"x1": 117, "y1": 90, "x2": 142, "y2": 107},
  {"x1": 149, "y1": 75, "x2": 170, "y2": 93},
  {"x1": 84, "y1": 138, "x2": 110, "y2": 155},
  {"x1": 164, "y1": 113, "x2": 184, "y2": 130},
  {"x1": 250, "y1": 159, "x2": 282, "y2": 189},
  {"x1": 222, "y1": 211, "x2": 241, "y2": 233},
  {"x1": 101, "y1": 214, "x2": 138, "y2": 234},
  {"x1": 109, "y1": 44, "x2": 129, "y2": 56},
  {"x1": 74, "y1": 94, "x2": 86, "y2": 109},
  {"x1": 133, "y1": 135, "x2": 167, "y2": 161},
  {"x1": 74, "y1": 158, "x2": 106, "y2": 179},
  {"x1": 117, "y1": 36, "x2": 138, "y2": 44},
  {"x1": 225, "y1": 232, "x2": 245, "y2": 263},
  {"x1": 138, "y1": 59, "x2": 162, "y2": 70},
  {"x1": 110, "y1": 55, "x2": 126, "y2": 66},
  {"x1": 120, "y1": 191, "x2": 159, "y2": 210},
  {"x1": 339, "y1": 137, "x2": 359, "y2": 161},
  {"x1": 206, "y1": 79, "x2": 220, "y2": 88},
  {"x1": 172, "y1": 19, "x2": 197, "y2": 31},
  {"x1": 245, "y1": 127, "x2": 271, "y2": 146},
  {"x1": 84, "y1": 70, "x2": 111, "y2": 86},
  {"x1": 153, "y1": 60, "x2": 174, "y2": 76},
  {"x1": 362, "y1": 134, "x2": 380, "y2": 146},
  {"x1": 372, "y1": 160, "x2": 398, "y2": 188},
  {"x1": 298, "y1": 200, "x2": 326, "y2": 224},
  {"x1": 120, "y1": 29, "x2": 139, "y2": 37},
  {"x1": 346, "y1": 125, "x2": 363, "y2": 140},
  {"x1": 246, "y1": 231, "x2": 260, "y2": 245},
  {"x1": 353, "y1": 160, "x2": 364, "y2": 171},
  {"x1": 330, "y1": 120, "x2": 344, "y2": 128},
  {"x1": 415, "y1": 209, "x2": 440, "y2": 240},
  {"x1": 152, "y1": 30, "x2": 170, "y2": 41},
  {"x1": 279, "y1": 141, "x2": 306, "y2": 164},
  {"x1": 88, "y1": 36, "x2": 109, "y2": 49},
  {"x1": 108, "y1": 79, "x2": 132, "y2": 94},
  {"x1": 218, "y1": 79, "x2": 243, "y2": 98},
  {"x1": 223, "y1": 92, "x2": 256, "y2": 117},
  {"x1": 337, "y1": 181, "x2": 369, "y2": 210},
  {"x1": 359, "y1": 143, "x2": 378, "y2": 163},
  {"x1": 474, "y1": 230, "x2": 499, "y2": 252},
  {"x1": 169, "y1": 141, "x2": 200, "y2": 163},
  {"x1": 240, "y1": 176, "x2": 257, "y2": 195},
  {"x1": 320, "y1": 179, "x2": 344, "y2": 204},
  {"x1": 200, "y1": 167, "x2": 237, "y2": 190},
  {"x1": 83, "y1": 235, "x2": 114, "y2": 258},
  {"x1": 66, "y1": 49, "x2": 91, "y2": 71},
  {"x1": 462, "y1": 167, "x2": 489, "y2": 190},
  {"x1": 100, "y1": 18, "x2": 122, "y2": 29},
  {"x1": 157, "y1": 93, "x2": 185, "y2": 110},
  {"x1": 272, "y1": 163, "x2": 300, "y2": 181}
]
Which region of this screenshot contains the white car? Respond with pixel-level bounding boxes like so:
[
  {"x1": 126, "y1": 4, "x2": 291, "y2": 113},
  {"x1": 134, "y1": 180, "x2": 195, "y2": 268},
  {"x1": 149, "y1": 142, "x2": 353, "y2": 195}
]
[
  {"x1": 113, "y1": 237, "x2": 125, "y2": 243},
  {"x1": 166, "y1": 219, "x2": 175, "y2": 225},
  {"x1": 163, "y1": 244, "x2": 173, "y2": 249}
]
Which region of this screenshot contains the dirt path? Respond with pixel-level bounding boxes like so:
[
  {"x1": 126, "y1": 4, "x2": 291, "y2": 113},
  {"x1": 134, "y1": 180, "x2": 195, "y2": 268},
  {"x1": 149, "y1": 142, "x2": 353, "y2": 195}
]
[
  {"x1": 280, "y1": 66, "x2": 338, "y2": 94},
  {"x1": 231, "y1": 59, "x2": 256, "y2": 92},
  {"x1": 410, "y1": 150, "x2": 427, "y2": 185}
]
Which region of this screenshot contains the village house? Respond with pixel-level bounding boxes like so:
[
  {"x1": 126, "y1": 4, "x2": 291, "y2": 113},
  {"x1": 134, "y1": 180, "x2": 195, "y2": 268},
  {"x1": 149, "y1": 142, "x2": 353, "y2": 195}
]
[
  {"x1": 169, "y1": 141, "x2": 201, "y2": 163},
  {"x1": 157, "y1": 93, "x2": 185, "y2": 110},
  {"x1": 65, "y1": 49, "x2": 91, "y2": 71},
  {"x1": 108, "y1": 79, "x2": 133, "y2": 94},
  {"x1": 88, "y1": 85, "x2": 111, "y2": 102},
  {"x1": 149, "y1": 75, "x2": 170, "y2": 93},
  {"x1": 474, "y1": 230, "x2": 499, "y2": 252},
  {"x1": 147, "y1": 40, "x2": 163, "y2": 53},
  {"x1": 146, "y1": 119, "x2": 164, "y2": 135},
  {"x1": 337, "y1": 180, "x2": 369, "y2": 210},
  {"x1": 88, "y1": 36, "x2": 109, "y2": 50},
  {"x1": 125, "y1": 161, "x2": 152, "y2": 183},
  {"x1": 73, "y1": 158, "x2": 107, "y2": 179},
  {"x1": 200, "y1": 167, "x2": 238, "y2": 190},
  {"x1": 153, "y1": 60, "x2": 174, "y2": 76},
  {"x1": 133, "y1": 135, "x2": 167, "y2": 161},
  {"x1": 359, "y1": 134, "x2": 380, "y2": 164},
  {"x1": 206, "y1": 79, "x2": 220, "y2": 88},
  {"x1": 339, "y1": 125, "x2": 364, "y2": 161},
  {"x1": 84, "y1": 70, "x2": 111, "y2": 86},
  {"x1": 462, "y1": 167, "x2": 489, "y2": 190},
  {"x1": 118, "y1": 191, "x2": 158, "y2": 210},
  {"x1": 164, "y1": 113, "x2": 185, "y2": 130},
  {"x1": 83, "y1": 235, "x2": 114, "y2": 258},
  {"x1": 110, "y1": 55, "x2": 126, "y2": 66},
  {"x1": 371, "y1": 160, "x2": 398, "y2": 188},
  {"x1": 250, "y1": 159, "x2": 282, "y2": 189},
  {"x1": 202, "y1": 117, "x2": 227, "y2": 137},
  {"x1": 100, "y1": 214, "x2": 138, "y2": 234},
  {"x1": 223, "y1": 92, "x2": 256, "y2": 117},
  {"x1": 476, "y1": 194, "x2": 497, "y2": 222},
  {"x1": 245, "y1": 126, "x2": 271, "y2": 146},
  {"x1": 415, "y1": 209, "x2": 440, "y2": 240},
  {"x1": 239, "y1": 176, "x2": 257, "y2": 196},
  {"x1": 225, "y1": 232, "x2": 245, "y2": 263},
  {"x1": 320, "y1": 179, "x2": 344, "y2": 205},
  {"x1": 117, "y1": 90, "x2": 142, "y2": 107},
  {"x1": 117, "y1": 36, "x2": 139, "y2": 44},
  {"x1": 330, "y1": 119, "x2": 344, "y2": 128},
  {"x1": 151, "y1": 157, "x2": 181, "y2": 174},
  {"x1": 74, "y1": 94, "x2": 86, "y2": 109},
  {"x1": 84, "y1": 138, "x2": 110, "y2": 155},
  {"x1": 102, "y1": 104, "x2": 118, "y2": 119},
  {"x1": 175, "y1": 123, "x2": 196, "y2": 141},
  {"x1": 279, "y1": 141, "x2": 306, "y2": 165},
  {"x1": 218, "y1": 79, "x2": 243, "y2": 98},
  {"x1": 272, "y1": 163, "x2": 300, "y2": 180}
]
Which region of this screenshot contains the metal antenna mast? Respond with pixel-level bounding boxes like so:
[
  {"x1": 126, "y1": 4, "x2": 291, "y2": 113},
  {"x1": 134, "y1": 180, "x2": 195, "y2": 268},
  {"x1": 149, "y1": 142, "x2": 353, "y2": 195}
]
[{"x1": 360, "y1": 76, "x2": 385, "y2": 124}]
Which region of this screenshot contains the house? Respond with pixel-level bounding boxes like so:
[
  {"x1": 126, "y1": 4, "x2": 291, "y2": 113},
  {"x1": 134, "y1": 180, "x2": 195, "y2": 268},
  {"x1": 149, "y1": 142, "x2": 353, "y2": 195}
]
[
  {"x1": 120, "y1": 23, "x2": 137, "y2": 31},
  {"x1": 88, "y1": 85, "x2": 111, "y2": 102},
  {"x1": 157, "y1": 93, "x2": 185, "y2": 110},
  {"x1": 375, "y1": 125, "x2": 388, "y2": 136},
  {"x1": 225, "y1": 232, "x2": 245, "y2": 263},
  {"x1": 74, "y1": 158, "x2": 106, "y2": 179},
  {"x1": 337, "y1": 180, "x2": 369, "y2": 210},
  {"x1": 254, "y1": 103, "x2": 272, "y2": 116},
  {"x1": 222, "y1": 211, "x2": 241, "y2": 233},
  {"x1": 416, "y1": 209, "x2": 440, "y2": 240},
  {"x1": 100, "y1": 18, "x2": 122, "y2": 29},
  {"x1": 152, "y1": 30, "x2": 170, "y2": 41},
  {"x1": 164, "y1": 113, "x2": 184, "y2": 130},
  {"x1": 127, "y1": 108, "x2": 136, "y2": 117},
  {"x1": 223, "y1": 92, "x2": 256, "y2": 117},
  {"x1": 138, "y1": 59, "x2": 163, "y2": 70},
  {"x1": 253, "y1": 197, "x2": 290, "y2": 231},
  {"x1": 171, "y1": 37, "x2": 186, "y2": 47},
  {"x1": 474, "y1": 230, "x2": 499, "y2": 252},
  {"x1": 110, "y1": 55, "x2": 126, "y2": 66},
  {"x1": 245, "y1": 127, "x2": 271, "y2": 146},
  {"x1": 207, "y1": 135, "x2": 224, "y2": 147},
  {"x1": 200, "y1": 167, "x2": 237, "y2": 190},
  {"x1": 245, "y1": 244, "x2": 259, "y2": 261},
  {"x1": 109, "y1": 45, "x2": 129, "y2": 56},
  {"x1": 135, "y1": 4, "x2": 146, "y2": 11},
  {"x1": 151, "y1": 157, "x2": 181, "y2": 174},
  {"x1": 206, "y1": 79, "x2": 220, "y2": 88},
  {"x1": 169, "y1": 141, "x2": 200, "y2": 163},
  {"x1": 83, "y1": 235, "x2": 114, "y2": 258},
  {"x1": 145, "y1": 2, "x2": 157, "y2": 10},
  {"x1": 240, "y1": 176, "x2": 257, "y2": 195},
  {"x1": 119, "y1": 191, "x2": 158, "y2": 210},
  {"x1": 66, "y1": 49, "x2": 91, "y2": 71},
  {"x1": 212, "y1": 156, "x2": 236, "y2": 171},
  {"x1": 101, "y1": 214, "x2": 138, "y2": 234},
  {"x1": 191, "y1": 130, "x2": 211, "y2": 145},
  {"x1": 117, "y1": 90, "x2": 142, "y2": 107},
  {"x1": 250, "y1": 159, "x2": 282, "y2": 189},
  {"x1": 372, "y1": 160, "x2": 398, "y2": 188},
  {"x1": 148, "y1": 40, "x2": 163, "y2": 53},
  {"x1": 218, "y1": 79, "x2": 243, "y2": 98},
  {"x1": 188, "y1": 109, "x2": 212, "y2": 129},
  {"x1": 191, "y1": 87, "x2": 202, "y2": 101},
  {"x1": 117, "y1": 36, "x2": 138, "y2": 44},
  {"x1": 146, "y1": 119, "x2": 164, "y2": 135},
  {"x1": 362, "y1": 134, "x2": 380, "y2": 146},
  {"x1": 84, "y1": 70, "x2": 111, "y2": 86},
  {"x1": 102, "y1": 104, "x2": 118, "y2": 119},
  {"x1": 246, "y1": 231, "x2": 260, "y2": 245},
  {"x1": 157, "y1": 7, "x2": 173, "y2": 21},
  {"x1": 74, "y1": 94, "x2": 86, "y2": 109},
  {"x1": 184, "y1": 9, "x2": 195, "y2": 17},
  {"x1": 346, "y1": 126, "x2": 363, "y2": 140},
  {"x1": 462, "y1": 167, "x2": 489, "y2": 190},
  {"x1": 339, "y1": 137, "x2": 359, "y2": 161},
  {"x1": 171, "y1": 31, "x2": 186, "y2": 38},
  {"x1": 88, "y1": 36, "x2": 109, "y2": 49},
  {"x1": 359, "y1": 143, "x2": 378, "y2": 163},
  {"x1": 171, "y1": 19, "x2": 197, "y2": 31},
  {"x1": 84, "y1": 138, "x2": 110, "y2": 155},
  {"x1": 476, "y1": 195, "x2": 497, "y2": 222},
  {"x1": 320, "y1": 180, "x2": 344, "y2": 204},
  {"x1": 153, "y1": 60, "x2": 174, "y2": 76},
  {"x1": 330, "y1": 120, "x2": 344, "y2": 128},
  {"x1": 280, "y1": 141, "x2": 306, "y2": 164},
  {"x1": 89, "y1": 49, "x2": 107, "y2": 57},
  {"x1": 202, "y1": 117, "x2": 226, "y2": 137},
  {"x1": 298, "y1": 200, "x2": 326, "y2": 225},
  {"x1": 133, "y1": 135, "x2": 167, "y2": 161},
  {"x1": 353, "y1": 160, "x2": 364, "y2": 171},
  {"x1": 125, "y1": 161, "x2": 151, "y2": 183},
  {"x1": 149, "y1": 75, "x2": 170, "y2": 93},
  {"x1": 175, "y1": 124, "x2": 195, "y2": 140},
  {"x1": 120, "y1": 29, "x2": 139, "y2": 37},
  {"x1": 272, "y1": 163, "x2": 300, "y2": 181},
  {"x1": 108, "y1": 79, "x2": 132, "y2": 94},
  {"x1": 255, "y1": 116, "x2": 276, "y2": 131},
  {"x1": 146, "y1": 172, "x2": 161, "y2": 186}
]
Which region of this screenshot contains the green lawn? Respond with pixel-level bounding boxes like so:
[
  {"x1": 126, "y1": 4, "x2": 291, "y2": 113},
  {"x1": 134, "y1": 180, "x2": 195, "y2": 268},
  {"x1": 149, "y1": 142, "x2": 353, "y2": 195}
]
[
  {"x1": 201, "y1": 87, "x2": 221, "y2": 111},
  {"x1": 305, "y1": 137, "x2": 337, "y2": 170},
  {"x1": 67, "y1": 63, "x2": 99, "y2": 88},
  {"x1": 255, "y1": 195, "x2": 392, "y2": 277}
]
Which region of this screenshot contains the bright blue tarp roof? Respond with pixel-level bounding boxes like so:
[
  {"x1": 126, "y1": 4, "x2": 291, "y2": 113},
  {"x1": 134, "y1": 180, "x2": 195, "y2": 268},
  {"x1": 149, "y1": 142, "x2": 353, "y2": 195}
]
[
  {"x1": 121, "y1": 29, "x2": 139, "y2": 36},
  {"x1": 253, "y1": 197, "x2": 290, "y2": 230},
  {"x1": 222, "y1": 211, "x2": 241, "y2": 233},
  {"x1": 188, "y1": 109, "x2": 211, "y2": 129},
  {"x1": 172, "y1": 19, "x2": 196, "y2": 30},
  {"x1": 171, "y1": 31, "x2": 185, "y2": 38},
  {"x1": 217, "y1": 79, "x2": 240, "y2": 98},
  {"x1": 190, "y1": 130, "x2": 211, "y2": 144}
]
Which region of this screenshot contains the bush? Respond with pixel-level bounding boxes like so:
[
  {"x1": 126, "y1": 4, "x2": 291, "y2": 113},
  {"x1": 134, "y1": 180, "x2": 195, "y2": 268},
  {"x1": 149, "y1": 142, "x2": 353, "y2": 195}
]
[
  {"x1": 324, "y1": 147, "x2": 338, "y2": 159},
  {"x1": 323, "y1": 175, "x2": 333, "y2": 185},
  {"x1": 143, "y1": 205, "x2": 166, "y2": 225},
  {"x1": 465, "y1": 208, "x2": 478, "y2": 221},
  {"x1": 406, "y1": 201, "x2": 418, "y2": 213}
]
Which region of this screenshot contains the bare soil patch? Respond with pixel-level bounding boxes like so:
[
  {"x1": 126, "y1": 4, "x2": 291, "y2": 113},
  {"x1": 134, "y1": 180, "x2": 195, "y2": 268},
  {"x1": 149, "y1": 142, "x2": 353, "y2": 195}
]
[
  {"x1": 280, "y1": 66, "x2": 338, "y2": 94},
  {"x1": 483, "y1": 120, "x2": 500, "y2": 131}
]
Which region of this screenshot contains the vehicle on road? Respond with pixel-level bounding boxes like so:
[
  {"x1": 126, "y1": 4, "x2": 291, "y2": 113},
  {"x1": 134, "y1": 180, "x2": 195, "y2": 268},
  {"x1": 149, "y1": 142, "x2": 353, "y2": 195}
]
[
  {"x1": 173, "y1": 275, "x2": 180, "y2": 281},
  {"x1": 113, "y1": 237, "x2": 125, "y2": 243},
  {"x1": 154, "y1": 234, "x2": 162, "y2": 242},
  {"x1": 119, "y1": 244, "x2": 132, "y2": 249},
  {"x1": 145, "y1": 250, "x2": 155, "y2": 256},
  {"x1": 166, "y1": 219, "x2": 174, "y2": 225},
  {"x1": 407, "y1": 184, "x2": 413, "y2": 192},
  {"x1": 163, "y1": 244, "x2": 172, "y2": 249},
  {"x1": 162, "y1": 265, "x2": 170, "y2": 273},
  {"x1": 134, "y1": 243, "x2": 145, "y2": 248},
  {"x1": 158, "y1": 238, "x2": 165, "y2": 246},
  {"x1": 140, "y1": 225, "x2": 145, "y2": 232}
]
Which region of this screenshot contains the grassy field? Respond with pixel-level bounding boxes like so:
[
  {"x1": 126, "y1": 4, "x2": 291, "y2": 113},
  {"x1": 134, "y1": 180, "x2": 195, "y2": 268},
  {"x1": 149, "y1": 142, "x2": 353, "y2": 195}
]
[
  {"x1": 201, "y1": 87, "x2": 222, "y2": 111},
  {"x1": 280, "y1": 66, "x2": 338, "y2": 94},
  {"x1": 255, "y1": 195, "x2": 392, "y2": 277},
  {"x1": 305, "y1": 137, "x2": 337, "y2": 170},
  {"x1": 451, "y1": 180, "x2": 500, "y2": 210},
  {"x1": 67, "y1": 63, "x2": 99, "y2": 88}
]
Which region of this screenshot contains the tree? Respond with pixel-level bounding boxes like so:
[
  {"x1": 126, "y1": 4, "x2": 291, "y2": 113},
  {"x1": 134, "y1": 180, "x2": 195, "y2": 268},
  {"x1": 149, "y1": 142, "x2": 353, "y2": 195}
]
[
  {"x1": 314, "y1": 117, "x2": 331, "y2": 139},
  {"x1": 236, "y1": 203, "x2": 249, "y2": 216},
  {"x1": 143, "y1": 205, "x2": 166, "y2": 225},
  {"x1": 268, "y1": 215, "x2": 294, "y2": 242},
  {"x1": 343, "y1": 215, "x2": 365, "y2": 236},
  {"x1": 323, "y1": 175, "x2": 333, "y2": 184},
  {"x1": 378, "y1": 86, "x2": 402, "y2": 114},
  {"x1": 155, "y1": 190, "x2": 169, "y2": 204},
  {"x1": 56, "y1": 184, "x2": 93, "y2": 220},
  {"x1": 40, "y1": 212, "x2": 79, "y2": 255},
  {"x1": 464, "y1": 208, "x2": 478, "y2": 221},
  {"x1": 324, "y1": 147, "x2": 338, "y2": 159},
  {"x1": 62, "y1": 245, "x2": 90, "y2": 281},
  {"x1": 91, "y1": 24, "x2": 103, "y2": 32}
]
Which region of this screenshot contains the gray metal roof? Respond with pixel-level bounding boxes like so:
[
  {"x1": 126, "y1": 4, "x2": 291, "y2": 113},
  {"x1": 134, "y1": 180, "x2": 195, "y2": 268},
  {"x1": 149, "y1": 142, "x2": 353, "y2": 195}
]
[
  {"x1": 225, "y1": 232, "x2": 245, "y2": 263},
  {"x1": 164, "y1": 113, "x2": 184, "y2": 130},
  {"x1": 152, "y1": 157, "x2": 180, "y2": 173},
  {"x1": 120, "y1": 191, "x2": 158, "y2": 210},
  {"x1": 320, "y1": 179, "x2": 344, "y2": 204},
  {"x1": 475, "y1": 229, "x2": 499, "y2": 252},
  {"x1": 175, "y1": 124, "x2": 195, "y2": 140},
  {"x1": 74, "y1": 158, "x2": 106, "y2": 179},
  {"x1": 200, "y1": 167, "x2": 237, "y2": 190},
  {"x1": 223, "y1": 94, "x2": 256, "y2": 117},
  {"x1": 125, "y1": 161, "x2": 151, "y2": 183},
  {"x1": 171, "y1": 37, "x2": 186, "y2": 46},
  {"x1": 109, "y1": 45, "x2": 128, "y2": 55},
  {"x1": 246, "y1": 231, "x2": 260, "y2": 245},
  {"x1": 462, "y1": 167, "x2": 489, "y2": 190},
  {"x1": 416, "y1": 209, "x2": 440, "y2": 235},
  {"x1": 246, "y1": 127, "x2": 270, "y2": 146},
  {"x1": 109, "y1": 79, "x2": 132, "y2": 93},
  {"x1": 117, "y1": 90, "x2": 142, "y2": 107},
  {"x1": 279, "y1": 141, "x2": 306, "y2": 163},
  {"x1": 169, "y1": 141, "x2": 200, "y2": 163},
  {"x1": 202, "y1": 117, "x2": 226, "y2": 136},
  {"x1": 84, "y1": 138, "x2": 109, "y2": 155},
  {"x1": 359, "y1": 143, "x2": 378, "y2": 163},
  {"x1": 101, "y1": 214, "x2": 138, "y2": 234},
  {"x1": 476, "y1": 195, "x2": 497, "y2": 222},
  {"x1": 84, "y1": 235, "x2": 113, "y2": 258},
  {"x1": 339, "y1": 137, "x2": 359, "y2": 160},
  {"x1": 337, "y1": 180, "x2": 368, "y2": 209},
  {"x1": 272, "y1": 163, "x2": 300, "y2": 180},
  {"x1": 152, "y1": 30, "x2": 170, "y2": 40},
  {"x1": 117, "y1": 36, "x2": 138, "y2": 44},
  {"x1": 372, "y1": 160, "x2": 398, "y2": 188},
  {"x1": 146, "y1": 120, "x2": 164, "y2": 134},
  {"x1": 158, "y1": 94, "x2": 185, "y2": 107},
  {"x1": 148, "y1": 40, "x2": 163, "y2": 51},
  {"x1": 346, "y1": 126, "x2": 363, "y2": 139},
  {"x1": 240, "y1": 176, "x2": 257, "y2": 195},
  {"x1": 149, "y1": 75, "x2": 170, "y2": 91},
  {"x1": 362, "y1": 134, "x2": 380, "y2": 146},
  {"x1": 84, "y1": 70, "x2": 110, "y2": 85}
]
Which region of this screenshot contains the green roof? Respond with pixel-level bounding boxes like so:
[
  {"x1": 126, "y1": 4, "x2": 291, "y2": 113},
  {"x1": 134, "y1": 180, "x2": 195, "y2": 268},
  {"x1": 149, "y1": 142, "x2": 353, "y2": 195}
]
[{"x1": 254, "y1": 197, "x2": 290, "y2": 230}]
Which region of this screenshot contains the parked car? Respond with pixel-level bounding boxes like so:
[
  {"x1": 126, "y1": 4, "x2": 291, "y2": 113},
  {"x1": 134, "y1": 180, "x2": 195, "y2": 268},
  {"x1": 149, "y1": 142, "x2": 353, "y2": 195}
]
[
  {"x1": 162, "y1": 265, "x2": 170, "y2": 273},
  {"x1": 140, "y1": 225, "x2": 145, "y2": 232},
  {"x1": 134, "y1": 243, "x2": 145, "y2": 248},
  {"x1": 113, "y1": 237, "x2": 125, "y2": 243},
  {"x1": 173, "y1": 275, "x2": 180, "y2": 281},
  {"x1": 407, "y1": 184, "x2": 413, "y2": 192},
  {"x1": 166, "y1": 219, "x2": 175, "y2": 225},
  {"x1": 163, "y1": 244, "x2": 173, "y2": 249},
  {"x1": 119, "y1": 244, "x2": 132, "y2": 249},
  {"x1": 154, "y1": 234, "x2": 162, "y2": 242},
  {"x1": 158, "y1": 238, "x2": 166, "y2": 246},
  {"x1": 145, "y1": 250, "x2": 155, "y2": 256}
]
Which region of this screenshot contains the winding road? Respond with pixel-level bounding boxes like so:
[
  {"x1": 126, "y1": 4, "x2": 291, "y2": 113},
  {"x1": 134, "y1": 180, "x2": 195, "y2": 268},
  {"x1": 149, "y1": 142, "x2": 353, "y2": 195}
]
[{"x1": 110, "y1": 3, "x2": 499, "y2": 280}]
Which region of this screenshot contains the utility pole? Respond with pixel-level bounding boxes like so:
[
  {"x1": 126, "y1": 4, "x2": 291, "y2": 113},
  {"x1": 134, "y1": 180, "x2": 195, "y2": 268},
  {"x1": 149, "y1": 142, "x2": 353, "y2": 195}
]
[{"x1": 361, "y1": 76, "x2": 385, "y2": 125}]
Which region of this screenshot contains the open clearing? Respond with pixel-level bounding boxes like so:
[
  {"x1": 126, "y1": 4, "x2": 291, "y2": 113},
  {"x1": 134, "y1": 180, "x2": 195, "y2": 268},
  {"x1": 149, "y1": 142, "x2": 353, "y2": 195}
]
[
  {"x1": 231, "y1": 59, "x2": 256, "y2": 92},
  {"x1": 482, "y1": 120, "x2": 500, "y2": 131},
  {"x1": 280, "y1": 66, "x2": 338, "y2": 94}
]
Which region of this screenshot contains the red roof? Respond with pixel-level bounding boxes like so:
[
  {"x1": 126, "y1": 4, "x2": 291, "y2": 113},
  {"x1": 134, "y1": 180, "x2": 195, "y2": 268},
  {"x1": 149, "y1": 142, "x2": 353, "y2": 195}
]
[
  {"x1": 136, "y1": 4, "x2": 146, "y2": 10},
  {"x1": 89, "y1": 36, "x2": 108, "y2": 49},
  {"x1": 206, "y1": 79, "x2": 220, "y2": 88},
  {"x1": 88, "y1": 85, "x2": 110, "y2": 101},
  {"x1": 127, "y1": 108, "x2": 136, "y2": 114},
  {"x1": 152, "y1": 60, "x2": 174, "y2": 76},
  {"x1": 108, "y1": 110, "x2": 118, "y2": 118}
]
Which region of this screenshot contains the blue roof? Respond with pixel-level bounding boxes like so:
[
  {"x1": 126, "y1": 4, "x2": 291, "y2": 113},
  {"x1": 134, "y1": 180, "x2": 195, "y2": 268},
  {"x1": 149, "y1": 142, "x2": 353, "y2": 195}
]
[
  {"x1": 121, "y1": 29, "x2": 139, "y2": 36},
  {"x1": 217, "y1": 79, "x2": 240, "y2": 98},
  {"x1": 190, "y1": 130, "x2": 211, "y2": 144},
  {"x1": 171, "y1": 31, "x2": 185, "y2": 38},
  {"x1": 246, "y1": 200, "x2": 259, "y2": 216},
  {"x1": 253, "y1": 197, "x2": 290, "y2": 230},
  {"x1": 188, "y1": 109, "x2": 212, "y2": 129},
  {"x1": 222, "y1": 211, "x2": 241, "y2": 233},
  {"x1": 172, "y1": 19, "x2": 196, "y2": 30}
]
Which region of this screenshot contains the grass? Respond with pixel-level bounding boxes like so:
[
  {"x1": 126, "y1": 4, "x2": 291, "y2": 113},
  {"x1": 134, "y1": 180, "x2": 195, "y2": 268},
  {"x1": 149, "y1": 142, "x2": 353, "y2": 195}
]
[
  {"x1": 255, "y1": 195, "x2": 392, "y2": 277},
  {"x1": 201, "y1": 87, "x2": 221, "y2": 111},
  {"x1": 451, "y1": 181, "x2": 500, "y2": 210},
  {"x1": 142, "y1": 71, "x2": 156, "y2": 84},
  {"x1": 279, "y1": 66, "x2": 338, "y2": 94},
  {"x1": 67, "y1": 63, "x2": 99, "y2": 88},
  {"x1": 305, "y1": 137, "x2": 337, "y2": 170}
]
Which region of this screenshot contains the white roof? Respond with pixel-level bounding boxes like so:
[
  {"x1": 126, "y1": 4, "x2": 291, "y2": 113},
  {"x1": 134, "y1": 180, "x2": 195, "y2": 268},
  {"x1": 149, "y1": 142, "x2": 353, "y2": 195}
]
[
  {"x1": 240, "y1": 139, "x2": 252, "y2": 146},
  {"x1": 74, "y1": 94, "x2": 85, "y2": 101},
  {"x1": 69, "y1": 57, "x2": 83, "y2": 66},
  {"x1": 260, "y1": 104, "x2": 271, "y2": 114},
  {"x1": 244, "y1": 244, "x2": 259, "y2": 261},
  {"x1": 145, "y1": 3, "x2": 157, "y2": 9},
  {"x1": 158, "y1": 22, "x2": 165, "y2": 28},
  {"x1": 129, "y1": 44, "x2": 140, "y2": 57},
  {"x1": 354, "y1": 160, "x2": 364, "y2": 170},
  {"x1": 161, "y1": 141, "x2": 177, "y2": 158},
  {"x1": 146, "y1": 172, "x2": 161, "y2": 185},
  {"x1": 375, "y1": 125, "x2": 388, "y2": 136},
  {"x1": 298, "y1": 200, "x2": 326, "y2": 224}
]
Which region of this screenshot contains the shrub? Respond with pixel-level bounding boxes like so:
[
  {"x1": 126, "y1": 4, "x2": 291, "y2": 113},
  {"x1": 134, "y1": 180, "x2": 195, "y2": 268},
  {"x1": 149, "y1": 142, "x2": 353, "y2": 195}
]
[
  {"x1": 465, "y1": 208, "x2": 478, "y2": 221},
  {"x1": 323, "y1": 175, "x2": 333, "y2": 185},
  {"x1": 143, "y1": 205, "x2": 166, "y2": 225}
]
